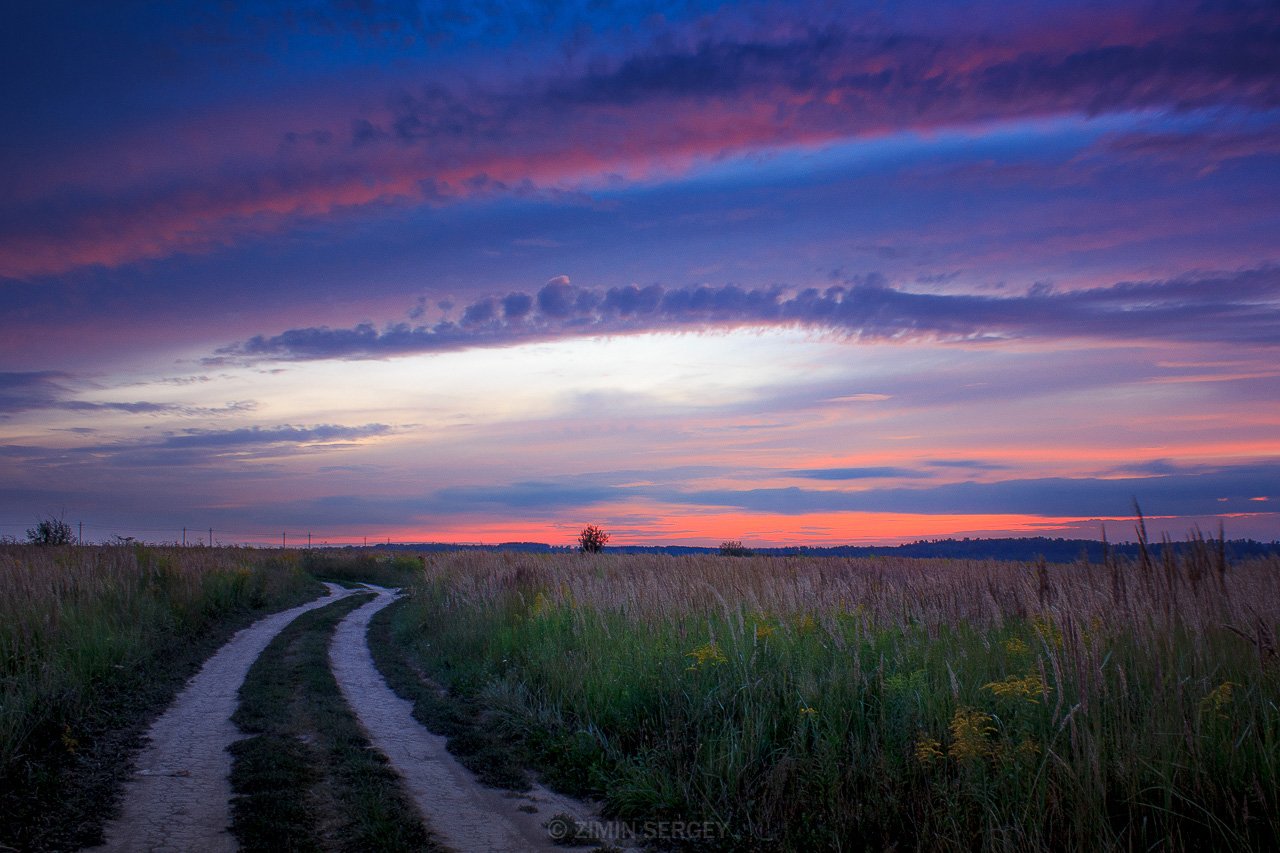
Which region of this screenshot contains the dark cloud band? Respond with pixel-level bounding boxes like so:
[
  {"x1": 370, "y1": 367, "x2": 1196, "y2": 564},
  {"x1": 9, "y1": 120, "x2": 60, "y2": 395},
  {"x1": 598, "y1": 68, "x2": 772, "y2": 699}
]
[{"x1": 223, "y1": 267, "x2": 1280, "y2": 361}]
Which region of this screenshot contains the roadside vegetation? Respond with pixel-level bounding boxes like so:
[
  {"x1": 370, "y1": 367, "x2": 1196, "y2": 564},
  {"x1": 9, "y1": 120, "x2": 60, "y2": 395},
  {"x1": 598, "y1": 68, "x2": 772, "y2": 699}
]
[
  {"x1": 386, "y1": 538, "x2": 1280, "y2": 850},
  {"x1": 230, "y1": 592, "x2": 440, "y2": 852},
  {"x1": 298, "y1": 549, "x2": 426, "y2": 590},
  {"x1": 0, "y1": 544, "x2": 319, "y2": 851},
  {"x1": 368, "y1": 603, "x2": 535, "y2": 792}
]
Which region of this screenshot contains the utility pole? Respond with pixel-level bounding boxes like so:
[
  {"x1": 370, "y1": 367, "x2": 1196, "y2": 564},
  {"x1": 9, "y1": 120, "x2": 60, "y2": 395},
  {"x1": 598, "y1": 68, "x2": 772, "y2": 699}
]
[
  {"x1": 307, "y1": 531, "x2": 311, "y2": 549},
  {"x1": 282, "y1": 531, "x2": 286, "y2": 549},
  {"x1": 209, "y1": 528, "x2": 213, "y2": 548},
  {"x1": 182, "y1": 527, "x2": 186, "y2": 547},
  {"x1": 78, "y1": 521, "x2": 83, "y2": 543}
]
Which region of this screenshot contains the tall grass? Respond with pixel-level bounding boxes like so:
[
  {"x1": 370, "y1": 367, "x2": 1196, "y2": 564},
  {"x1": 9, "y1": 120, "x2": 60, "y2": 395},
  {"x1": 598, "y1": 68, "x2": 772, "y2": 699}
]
[
  {"x1": 0, "y1": 543, "x2": 319, "y2": 848},
  {"x1": 299, "y1": 548, "x2": 427, "y2": 589},
  {"x1": 390, "y1": 543, "x2": 1280, "y2": 850}
]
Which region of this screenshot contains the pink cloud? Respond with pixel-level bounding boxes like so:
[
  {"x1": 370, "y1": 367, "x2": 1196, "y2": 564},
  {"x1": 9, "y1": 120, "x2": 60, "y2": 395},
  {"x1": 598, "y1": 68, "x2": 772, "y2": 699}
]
[{"x1": 3, "y1": 3, "x2": 1275, "y2": 278}]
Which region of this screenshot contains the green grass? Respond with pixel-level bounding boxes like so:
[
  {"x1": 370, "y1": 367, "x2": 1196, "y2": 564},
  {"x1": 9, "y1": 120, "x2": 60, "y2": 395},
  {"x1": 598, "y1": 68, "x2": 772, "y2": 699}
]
[
  {"x1": 0, "y1": 544, "x2": 321, "y2": 852},
  {"x1": 366, "y1": 599, "x2": 534, "y2": 791},
  {"x1": 230, "y1": 591, "x2": 441, "y2": 852},
  {"x1": 382, "y1": 547, "x2": 1280, "y2": 851},
  {"x1": 299, "y1": 550, "x2": 426, "y2": 590}
]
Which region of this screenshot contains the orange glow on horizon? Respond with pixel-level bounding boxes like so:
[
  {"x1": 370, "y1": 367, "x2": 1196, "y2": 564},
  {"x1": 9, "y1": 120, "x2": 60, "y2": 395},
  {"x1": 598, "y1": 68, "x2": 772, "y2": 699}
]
[{"x1": 343, "y1": 510, "x2": 1149, "y2": 549}]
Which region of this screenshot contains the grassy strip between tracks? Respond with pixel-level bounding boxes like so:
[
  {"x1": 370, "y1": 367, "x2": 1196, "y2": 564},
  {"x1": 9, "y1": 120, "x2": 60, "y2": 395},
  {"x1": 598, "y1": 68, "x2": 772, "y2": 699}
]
[{"x1": 229, "y1": 591, "x2": 443, "y2": 853}]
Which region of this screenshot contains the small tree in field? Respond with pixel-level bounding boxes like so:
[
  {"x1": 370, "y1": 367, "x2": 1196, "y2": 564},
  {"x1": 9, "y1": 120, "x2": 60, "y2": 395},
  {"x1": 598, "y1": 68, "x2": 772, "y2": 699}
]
[
  {"x1": 719, "y1": 540, "x2": 754, "y2": 557},
  {"x1": 578, "y1": 525, "x2": 609, "y2": 553},
  {"x1": 27, "y1": 515, "x2": 75, "y2": 545}
]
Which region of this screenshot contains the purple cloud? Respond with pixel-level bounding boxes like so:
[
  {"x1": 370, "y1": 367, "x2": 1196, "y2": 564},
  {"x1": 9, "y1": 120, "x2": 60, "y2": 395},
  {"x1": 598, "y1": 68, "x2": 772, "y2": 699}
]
[
  {"x1": 154, "y1": 424, "x2": 393, "y2": 450},
  {"x1": 423, "y1": 461, "x2": 1280, "y2": 521},
  {"x1": 222, "y1": 266, "x2": 1280, "y2": 361},
  {"x1": 4, "y1": 2, "x2": 1277, "y2": 277}
]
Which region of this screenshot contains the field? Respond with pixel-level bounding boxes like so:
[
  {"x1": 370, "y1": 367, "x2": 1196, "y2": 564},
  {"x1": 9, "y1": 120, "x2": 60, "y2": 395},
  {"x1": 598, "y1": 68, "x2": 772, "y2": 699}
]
[
  {"x1": 0, "y1": 544, "x2": 320, "y2": 850},
  {"x1": 385, "y1": 541, "x2": 1280, "y2": 850},
  {"x1": 2, "y1": 540, "x2": 1278, "y2": 851}
]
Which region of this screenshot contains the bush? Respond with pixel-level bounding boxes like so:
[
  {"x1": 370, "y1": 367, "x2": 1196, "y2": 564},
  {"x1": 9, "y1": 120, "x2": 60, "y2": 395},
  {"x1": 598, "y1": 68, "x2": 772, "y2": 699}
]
[
  {"x1": 26, "y1": 516, "x2": 75, "y2": 545},
  {"x1": 718, "y1": 540, "x2": 754, "y2": 557},
  {"x1": 577, "y1": 525, "x2": 610, "y2": 553}
]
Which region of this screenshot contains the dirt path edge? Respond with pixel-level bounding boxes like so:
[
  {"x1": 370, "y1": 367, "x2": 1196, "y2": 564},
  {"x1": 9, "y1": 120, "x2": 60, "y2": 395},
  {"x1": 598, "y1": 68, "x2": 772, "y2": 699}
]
[
  {"x1": 330, "y1": 585, "x2": 604, "y2": 853},
  {"x1": 86, "y1": 583, "x2": 358, "y2": 853}
]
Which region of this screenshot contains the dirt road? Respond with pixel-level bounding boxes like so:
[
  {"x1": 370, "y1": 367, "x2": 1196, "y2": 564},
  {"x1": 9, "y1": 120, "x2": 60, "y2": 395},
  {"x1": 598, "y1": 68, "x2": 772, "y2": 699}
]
[
  {"x1": 90, "y1": 583, "x2": 358, "y2": 853},
  {"x1": 330, "y1": 586, "x2": 599, "y2": 853},
  {"x1": 87, "y1": 582, "x2": 600, "y2": 852}
]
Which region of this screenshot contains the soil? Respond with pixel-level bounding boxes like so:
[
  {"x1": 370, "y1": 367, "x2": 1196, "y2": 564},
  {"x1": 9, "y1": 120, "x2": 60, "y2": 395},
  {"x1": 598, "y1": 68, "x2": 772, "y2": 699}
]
[{"x1": 87, "y1": 583, "x2": 358, "y2": 852}]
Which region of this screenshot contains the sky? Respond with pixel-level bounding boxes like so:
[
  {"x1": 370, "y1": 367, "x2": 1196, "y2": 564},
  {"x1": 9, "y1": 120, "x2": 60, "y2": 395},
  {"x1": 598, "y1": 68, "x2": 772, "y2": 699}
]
[{"x1": 2, "y1": 0, "x2": 1278, "y2": 547}]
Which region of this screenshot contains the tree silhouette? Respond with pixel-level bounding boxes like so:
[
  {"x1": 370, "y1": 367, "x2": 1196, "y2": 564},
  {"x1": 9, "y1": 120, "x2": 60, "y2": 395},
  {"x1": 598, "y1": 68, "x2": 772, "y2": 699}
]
[
  {"x1": 719, "y1": 540, "x2": 754, "y2": 556},
  {"x1": 577, "y1": 525, "x2": 610, "y2": 553},
  {"x1": 27, "y1": 515, "x2": 75, "y2": 545}
]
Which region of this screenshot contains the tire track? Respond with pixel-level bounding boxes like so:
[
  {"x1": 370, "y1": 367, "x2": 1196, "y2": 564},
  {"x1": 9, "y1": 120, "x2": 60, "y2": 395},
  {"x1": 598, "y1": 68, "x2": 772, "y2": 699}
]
[
  {"x1": 329, "y1": 585, "x2": 600, "y2": 853},
  {"x1": 88, "y1": 583, "x2": 358, "y2": 853}
]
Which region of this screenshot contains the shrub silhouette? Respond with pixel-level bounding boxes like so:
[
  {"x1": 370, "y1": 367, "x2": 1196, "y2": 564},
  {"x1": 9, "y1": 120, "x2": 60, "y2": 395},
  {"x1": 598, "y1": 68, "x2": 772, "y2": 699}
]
[
  {"x1": 719, "y1": 540, "x2": 754, "y2": 557},
  {"x1": 577, "y1": 525, "x2": 610, "y2": 553},
  {"x1": 27, "y1": 516, "x2": 75, "y2": 545}
]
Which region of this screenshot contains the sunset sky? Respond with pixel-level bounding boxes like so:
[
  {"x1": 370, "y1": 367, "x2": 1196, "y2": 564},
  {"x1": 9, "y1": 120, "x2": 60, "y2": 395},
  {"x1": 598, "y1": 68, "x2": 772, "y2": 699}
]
[{"x1": 2, "y1": 0, "x2": 1278, "y2": 547}]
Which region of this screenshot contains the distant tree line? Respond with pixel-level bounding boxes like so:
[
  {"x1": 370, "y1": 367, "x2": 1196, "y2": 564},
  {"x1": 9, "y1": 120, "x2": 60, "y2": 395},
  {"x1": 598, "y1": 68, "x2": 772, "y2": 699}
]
[{"x1": 359, "y1": 535, "x2": 1280, "y2": 563}]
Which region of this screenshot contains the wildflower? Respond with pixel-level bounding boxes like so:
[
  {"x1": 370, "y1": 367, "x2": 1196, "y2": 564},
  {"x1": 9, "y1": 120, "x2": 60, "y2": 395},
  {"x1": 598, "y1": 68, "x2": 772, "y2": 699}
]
[
  {"x1": 1003, "y1": 636, "x2": 1030, "y2": 657},
  {"x1": 686, "y1": 641, "x2": 728, "y2": 671},
  {"x1": 1031, "y1": 615, "x2": 1064, "y2": 649},
  {"x1": 754, "y1": 622, "x2": 775, "y2": 640},
  {"x1": 914, "y1": 734, "x2": 944, "y2": 765},
  {"x1": 61, "y1": 724, "x2": 78, "y2": 755},
  {"x1": 948, "y1": 707, "x2": 996, "y2": 761},
  {"x1": 1200, "y1": 680, "x2": 1240, "y2": 720},
  {"x1": 529, "y1": 591, "x2": 551, "y2": 618},
  {"x1": 796, "y1": 614, "x2": 817, "y2": 635},
  {"x1": 983, "y1": 673, "x2": 1048, "y2": 704},
  {"x1": 799, "y1": 704, "x2": 818, "y2": 718}
]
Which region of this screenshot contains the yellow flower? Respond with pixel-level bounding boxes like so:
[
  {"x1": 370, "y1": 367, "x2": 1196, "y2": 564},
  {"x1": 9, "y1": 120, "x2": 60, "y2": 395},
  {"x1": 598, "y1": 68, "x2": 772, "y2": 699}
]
[
  {"x1": 1031, "y1": 615, "x2": 1064, "y2": 649},
  {"x1": 1201, "y1": 680, "x2": 1240, "y2": 720},
  {"x1": 798, "y1": 704, "x2": 818, "y2": 717},
  {"x1": 754, "y1": 622, "x2": 776, "y2": 640},
  {"x1": 529, "y1": 591, "x2": 551, "y2": 618},
  {"x1": 796, "y1": 614, "x2": 817, "y2": 635},
  {"x1": 1003, "y1": 636, "x2": 1030, "y2": 656},
  {"x1": 1015, "y1": 737, "x2": 1041, "y2": 760},
  {"x1": 983, "y1": 673, "x2": 1048, "y2": 704},
  {"x1": 914, "y1": 734, "x2": 944, "y2": 765},
  {"x1": 948, "y1": 707, "x2": 996, "y2": 761},
  {"x1": 686, "y1": 641, "x2": 729, "y2": 671},
  {"x1": 61, "y1": 724, "x2": 79, "y2": 755}
]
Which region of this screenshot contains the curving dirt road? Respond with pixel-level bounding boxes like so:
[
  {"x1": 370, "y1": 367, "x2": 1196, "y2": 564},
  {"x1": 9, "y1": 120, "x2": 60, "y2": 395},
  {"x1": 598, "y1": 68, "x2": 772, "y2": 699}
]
[
  {"x1": 85, "y1": 581, "x2": 603, "y2": 852},
  {"x1": 89, "y1": 583, "x2": 358, "y2": 853},
  {"x1": 329, "y1": 585, "x2": 601, "y2": 853}
]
